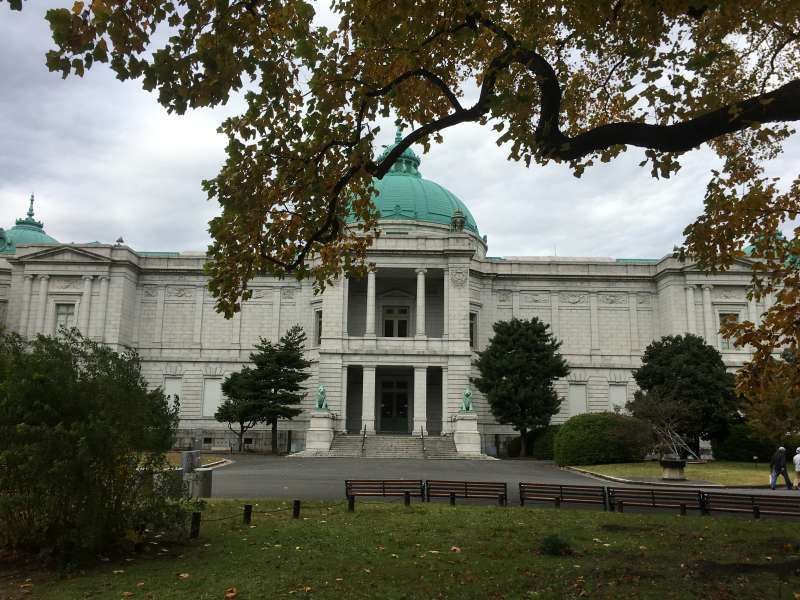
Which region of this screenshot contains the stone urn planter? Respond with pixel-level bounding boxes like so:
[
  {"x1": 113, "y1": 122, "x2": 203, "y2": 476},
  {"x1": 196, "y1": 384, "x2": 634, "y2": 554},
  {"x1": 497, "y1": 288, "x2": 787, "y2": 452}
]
[{"x1": 660, "y1": 458, "x2": 687, "y2": 481}]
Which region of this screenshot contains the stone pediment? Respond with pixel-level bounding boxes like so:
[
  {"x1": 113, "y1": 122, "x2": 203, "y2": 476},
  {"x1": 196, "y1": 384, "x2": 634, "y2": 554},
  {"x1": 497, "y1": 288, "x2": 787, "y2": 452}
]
[
  {"x1": 681, "y1": 257, "x2": 756, "y2": 273},
  {"x1": 18, "y1": 245, "x2": 112, "y2": 264}
]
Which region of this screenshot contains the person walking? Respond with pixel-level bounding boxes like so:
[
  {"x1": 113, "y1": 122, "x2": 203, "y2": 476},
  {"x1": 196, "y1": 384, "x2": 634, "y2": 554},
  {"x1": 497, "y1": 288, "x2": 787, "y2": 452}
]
[
  {"x1": 770, "y1": 446, "x2": 793, "y2": 490},
  {"x1": 793, "y1": 447, "x2": 800, "y2": 490}
]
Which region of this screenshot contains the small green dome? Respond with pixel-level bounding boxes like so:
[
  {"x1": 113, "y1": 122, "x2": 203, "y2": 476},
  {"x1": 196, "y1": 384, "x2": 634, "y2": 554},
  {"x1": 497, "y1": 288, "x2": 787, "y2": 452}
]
[
  {"x1": 1, "y1": 195, "x2": 59, "y2": 254},
  {"x1": 349, "y1": 130, "x2": 480, "y2": 235}
]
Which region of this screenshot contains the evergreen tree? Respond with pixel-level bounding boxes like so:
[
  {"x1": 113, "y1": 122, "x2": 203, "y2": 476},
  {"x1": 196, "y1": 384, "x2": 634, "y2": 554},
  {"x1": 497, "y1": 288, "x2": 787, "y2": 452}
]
[
  {"x1": 215, "y1": 325, "x2": 311, "y2": 454},
  {"x1": 473, "y1": 318, "x2": 569, "y2": 457},
  {"x1": 215, "y1": 369, "x2": 264, "y2": 452},
  {"x1": 628, "y1": 334, "x2": 737, "y2": 454}
]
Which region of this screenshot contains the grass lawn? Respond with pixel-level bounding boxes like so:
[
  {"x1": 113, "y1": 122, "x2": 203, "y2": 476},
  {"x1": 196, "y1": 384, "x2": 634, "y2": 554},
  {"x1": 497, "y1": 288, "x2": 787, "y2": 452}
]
[
  {"x1": 4, "y1": 499, "x2": 800, "y2": 599},
  {"x1": 165, "y1": 452, "x2": 226, "y2": 468},
  {"x1": 575, "y1": 461, "x2": 773, "y2": 487}
]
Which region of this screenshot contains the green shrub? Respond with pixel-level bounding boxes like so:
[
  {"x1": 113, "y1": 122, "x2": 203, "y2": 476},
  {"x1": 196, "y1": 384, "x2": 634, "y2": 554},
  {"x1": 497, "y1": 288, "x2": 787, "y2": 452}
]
[
  {"x1": 0, "y1": 331, "x2": 198, "y2": 563},
  {"x1": 532, "y1": 425, "x2": 561, "y2": 460},
  {"x1": 539, "y1": 534, "x2": 573, "y2": 556},
  {"x1": 554, "y1": 412, "x2": 653, "y2": 466},
  {"x1": 711, "y1": 422, "x2": 799, "y2": 462}
]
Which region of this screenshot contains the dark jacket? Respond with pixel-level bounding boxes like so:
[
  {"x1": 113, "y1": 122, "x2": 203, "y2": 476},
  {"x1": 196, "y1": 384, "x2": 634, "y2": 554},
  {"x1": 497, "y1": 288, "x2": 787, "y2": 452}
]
[{"x1": 771, "y1": 451, "x2": 787, "y2": 471}]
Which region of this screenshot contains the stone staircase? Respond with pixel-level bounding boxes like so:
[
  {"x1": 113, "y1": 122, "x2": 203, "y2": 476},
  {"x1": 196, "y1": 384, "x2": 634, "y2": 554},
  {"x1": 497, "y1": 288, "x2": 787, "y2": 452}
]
[{"x1": 322, "y1": 433, "x2": 464, "y2": 459}]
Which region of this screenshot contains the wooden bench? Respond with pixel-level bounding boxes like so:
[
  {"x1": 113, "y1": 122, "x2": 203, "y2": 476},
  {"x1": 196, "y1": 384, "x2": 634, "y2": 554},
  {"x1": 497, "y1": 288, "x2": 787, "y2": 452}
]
[
  {"x1": 344, "y1": 479, "x2": 425, "y2": 511},
  {"x1": 519, "y1": 482, "x2": 608, "y2": 510},
  {"x1": 426, "y1": 480, "x2": 508, "y2": 506},
  {"x1": 608, "y1": 487, "x2": 704, "y2": 515},
  {"x1": 703, "y1": 492, "x2": 800, "y2": 518}
]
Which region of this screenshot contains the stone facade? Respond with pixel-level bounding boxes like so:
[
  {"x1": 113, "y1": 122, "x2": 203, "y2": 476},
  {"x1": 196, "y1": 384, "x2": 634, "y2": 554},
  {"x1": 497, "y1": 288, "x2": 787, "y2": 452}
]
[{"x1": 0, "y1": 217, "x2": 761, "y2": 455}]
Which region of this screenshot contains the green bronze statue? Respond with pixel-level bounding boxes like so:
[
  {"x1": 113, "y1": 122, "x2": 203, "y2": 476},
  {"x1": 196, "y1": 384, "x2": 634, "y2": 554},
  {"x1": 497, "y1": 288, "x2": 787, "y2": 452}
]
[
  {"x1": 315, "y1": 384, "x2": 328, "y2": 410},
  {"x1": 460, "y1": 387, "x2": 473, "y2": 412}
]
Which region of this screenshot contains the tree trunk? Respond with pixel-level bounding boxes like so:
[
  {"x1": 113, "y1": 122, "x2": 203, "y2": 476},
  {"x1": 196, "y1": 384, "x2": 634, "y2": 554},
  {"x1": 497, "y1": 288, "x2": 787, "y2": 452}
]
[
  {"x1": 271, "y1": 418, "x2": 278, "y2": 455},
  {"x1": 519, "y1": 429, "x2": 527, "y2": 458},
  {"x1": 238, "y1": 424, "x2": 245, "y2": 453}
]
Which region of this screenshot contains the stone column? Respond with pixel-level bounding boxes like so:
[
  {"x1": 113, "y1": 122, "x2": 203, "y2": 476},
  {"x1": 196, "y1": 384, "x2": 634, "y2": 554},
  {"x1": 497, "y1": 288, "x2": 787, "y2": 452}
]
[
  {"x1": 193, "y1": 286, "x2": 204, "y2": 345},
  {"x1": 441, "y1": 367, "x2": 449, "y2": 435},
  {"x1": 550, "y1": 291, "x2": 560, "y2": 340},
  {"x1": 685, "y1": 285, "x2": 696, "y2": 334},
  {"x1": 413, "y1": 366, "x2": 427, "y2": 435},
  {"x1": 415, "y1": 268, "x2": 426, "y2": 337},
  {"x1": 34, "y1": 275, "x2": 50, "y2": 335},
  {"x1": 272, "y1": 288, "x2": 282, "y2": 341},
  {"x1": 78, "y1": 275, "x2": 94, "y2": 334},
  {"x1": 361, "y1": 365, "x2": 375, "y2": 433},
  {"x1": 339, "y1": 365, "x2": 348, "y2": 432},
  {"x1": 628, "y1": 292, "x2": 639, "y2": 352},
  {"x1": 96, "y1": 276, "x2": 110, "y2": 343},
  {"x1": 702, "y1": 284, "x2": 714, "y2": 342},
  {"x1": 442, "y1": 268, "x2": 449, "y2": 338},
  {"x1": 748, "y1": 297, "x2": 759, "y2": 327},
  {"x1": 365, "y1": 270, "x2": 376, "y2": 337},
  {"x1": 19, "y1": 274, "x2": 34, "y2": 336},
  {"x1": 589, "y1": 292, "x2": 600, "y2": 352},
  {"x1": 342, "y1": 277, "x2": 349, "y2": 336}
]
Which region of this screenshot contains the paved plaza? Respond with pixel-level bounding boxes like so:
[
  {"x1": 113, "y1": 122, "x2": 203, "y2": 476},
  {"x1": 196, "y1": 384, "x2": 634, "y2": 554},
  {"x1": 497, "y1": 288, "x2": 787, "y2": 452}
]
[{"x1": 210, "y1": 455, "x2": 594, "y2": 500}]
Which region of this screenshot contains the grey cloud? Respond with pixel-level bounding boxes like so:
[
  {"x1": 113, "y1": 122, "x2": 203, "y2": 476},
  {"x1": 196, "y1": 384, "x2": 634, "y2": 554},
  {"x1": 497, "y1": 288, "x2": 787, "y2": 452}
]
[{"x1": 2, "y1": 5, "x2": 798, "y2": 260}]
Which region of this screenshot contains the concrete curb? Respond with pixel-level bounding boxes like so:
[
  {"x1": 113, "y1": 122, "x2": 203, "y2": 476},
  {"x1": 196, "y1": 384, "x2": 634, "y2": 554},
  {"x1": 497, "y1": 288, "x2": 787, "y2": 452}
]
[
  {"x1": 564, "y1": 466, "x2": 725, "y2": 488},
  {"x1": 203, "y1": 458, "x2": 233, "y2": 469}
]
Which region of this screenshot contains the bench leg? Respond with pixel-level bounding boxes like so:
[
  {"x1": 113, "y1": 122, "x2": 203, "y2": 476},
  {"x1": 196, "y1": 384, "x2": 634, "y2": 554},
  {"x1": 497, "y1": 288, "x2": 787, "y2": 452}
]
[
  {"x1": 450, "y1": 492, "x2": 456, "y2": 506},
  {"x1": 520, "y1": 497, "x2": 525, "y2": 507},
  {"x1": 680, "y1": 503, "x2": 686, "y2": 516},
  {"x1": 347, "y1": 496, "x2": 355, "y2": 513},
  {"x1": 498, "y1": 494, "x2": 506, "y2": 507},
  {"x1": 617, "y1": 501, "x2": 624, "y2": 513},
  {"x1": 404, "y1": 491, "x2": 410, "y2": 507},
  {"x1": 554, "y1": 498, "x2": 561, "y2": 509},
  {"x1": 753, "y1": 506, "x2": 760, "y2": 519}
]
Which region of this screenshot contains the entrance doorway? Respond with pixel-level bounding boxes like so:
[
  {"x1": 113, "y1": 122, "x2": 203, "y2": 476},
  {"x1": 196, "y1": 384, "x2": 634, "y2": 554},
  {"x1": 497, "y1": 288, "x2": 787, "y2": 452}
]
[{"x1": 379, "y1": 379, "x2": 410, "y2": 433}]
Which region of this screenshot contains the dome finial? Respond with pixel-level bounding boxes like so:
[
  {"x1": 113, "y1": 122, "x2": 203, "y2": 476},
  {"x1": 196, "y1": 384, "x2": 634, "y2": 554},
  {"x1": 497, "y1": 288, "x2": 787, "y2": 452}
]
[
  {"x1": 394, "y1": 119, "x2": 404, "y2": 144},
  {"x1": 27, "y1": 193, "x2": 35, "y2": 219}
]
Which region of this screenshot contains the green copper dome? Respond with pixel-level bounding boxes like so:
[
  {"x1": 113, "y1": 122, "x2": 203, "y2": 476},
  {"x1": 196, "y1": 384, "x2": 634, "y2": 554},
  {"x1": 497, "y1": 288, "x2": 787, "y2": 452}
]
[
  {"x1": 0, "y1": 195, "x2": 59, "y2": 254},
  {"x1": 349, "y1": 130, "x2": 480, "y2": 235}
]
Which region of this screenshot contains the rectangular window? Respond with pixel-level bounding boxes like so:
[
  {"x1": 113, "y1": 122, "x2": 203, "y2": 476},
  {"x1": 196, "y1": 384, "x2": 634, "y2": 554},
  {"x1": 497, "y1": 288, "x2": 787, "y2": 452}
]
[
  {"x1": 469, "y1": 312, "x2": 478, "y2": 349},
  {"x1": 314, "y1": 309, "x2": 323, "y2": 346},
  {"x1": 202, "y1": 378, "x2": 224, "y2": 417},
  {"x1": 719, "y1": 312, "x2": 739, "y2": 350},
  {"x1": 164, "y1": 376, "x2": 182, "y2": 406},
  {"x1": 54, "y1": 303, "x2": 75, "y2": 333},
  {"x1": 382, "y1": 306, "x2": 409, "y2": 337},
  {"x1": 567, "y1": 384, "x2": 587, "y2": 416},
  {"x1": 609, "y1": 384, "x2": 628, "y2": 413}
]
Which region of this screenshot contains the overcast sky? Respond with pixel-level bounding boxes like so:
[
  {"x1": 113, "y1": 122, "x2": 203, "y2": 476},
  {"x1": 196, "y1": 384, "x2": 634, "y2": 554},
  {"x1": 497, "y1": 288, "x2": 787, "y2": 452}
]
[{"x1": 1, "y1": 4, "x2": 797, "y2": 260}]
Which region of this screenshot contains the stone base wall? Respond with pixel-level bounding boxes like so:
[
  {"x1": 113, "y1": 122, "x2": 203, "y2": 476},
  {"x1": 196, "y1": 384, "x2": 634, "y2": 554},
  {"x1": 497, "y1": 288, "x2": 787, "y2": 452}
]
[{"x1": 174, "y1": 428, "x2": 306, "y2": 453}]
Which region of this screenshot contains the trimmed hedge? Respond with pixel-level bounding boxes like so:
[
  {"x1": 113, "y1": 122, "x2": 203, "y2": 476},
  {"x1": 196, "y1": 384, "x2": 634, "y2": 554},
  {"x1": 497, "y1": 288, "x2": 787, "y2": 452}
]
[
  {"x1": 711, "y1": 423, "x2": 799, "y2": 462},
  {"x1": 554, "y1": 413, "x2": 653, "y2": 466},
  {"x1": 532, "y1": 425, "x2": 561, "y2": 460}
]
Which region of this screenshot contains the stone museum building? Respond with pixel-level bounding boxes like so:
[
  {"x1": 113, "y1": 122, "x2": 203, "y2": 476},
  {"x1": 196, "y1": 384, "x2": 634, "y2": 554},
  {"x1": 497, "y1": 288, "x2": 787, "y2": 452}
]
[{"x1": 0, "y1": 137, "x2": 767, "y2": 456}]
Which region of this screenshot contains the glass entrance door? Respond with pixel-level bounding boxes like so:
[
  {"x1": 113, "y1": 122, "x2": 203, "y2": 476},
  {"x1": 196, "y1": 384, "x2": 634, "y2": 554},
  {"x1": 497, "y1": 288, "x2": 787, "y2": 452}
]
[{"x1": 379, "y1": 379, "x2": 409, "y2": 433}]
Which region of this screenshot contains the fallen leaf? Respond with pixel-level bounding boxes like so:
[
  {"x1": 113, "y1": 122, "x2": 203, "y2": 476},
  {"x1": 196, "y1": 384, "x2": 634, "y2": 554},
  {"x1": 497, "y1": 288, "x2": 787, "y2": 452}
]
[
  {"x1": 136, "y1": 582, "x2": 145, "y2": 588},
  {"x1": 450, "y1": 546, "x2": 462, "y2": 553},
  {"x1": 113, "y1": 570, "x2": 125, "y2": 574},
  {"x1": 178, "y1": 573, "x2": 190, "y2": 580},
  {"x1": 121, "y1": 593, "x2": 134, "y2": 598},
  {"x1": 303, "y1": 586, "x2": 313, "y2": 592},
  {"x1": 224, "y1": 587, "x2": 238, "y2": 599}
]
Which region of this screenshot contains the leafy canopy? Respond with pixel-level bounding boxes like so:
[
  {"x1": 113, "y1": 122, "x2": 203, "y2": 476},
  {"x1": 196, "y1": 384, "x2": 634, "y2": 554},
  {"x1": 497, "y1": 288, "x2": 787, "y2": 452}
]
[
  {"x1": 473, "y1": 317, "x2": 569, "y2": 454},
  {"x1": 628, "y1": 334, "x2": 738, "y2": 445},
  {"x1": 6, "y1": 0, "x2": 800, "y2": 381}
]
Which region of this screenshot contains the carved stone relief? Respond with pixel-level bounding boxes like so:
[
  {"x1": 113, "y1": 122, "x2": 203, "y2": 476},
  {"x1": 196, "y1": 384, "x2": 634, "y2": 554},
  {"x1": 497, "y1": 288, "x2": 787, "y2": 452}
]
[
  {"x1": 521, "y1": 292, "x2": 550, "y2": 305},
  {"x1": 450, "y1": 268, "x2": 468, "y2": 287},
  {"x1": 559, "y1": 292, "x2": 587, "y2": 305},
  {"x1": 496, "y1": 289, "x2": 512, "y2": 303},
  {"x1": 599, "y1": 293, "x2": 627, "y2": 305}
]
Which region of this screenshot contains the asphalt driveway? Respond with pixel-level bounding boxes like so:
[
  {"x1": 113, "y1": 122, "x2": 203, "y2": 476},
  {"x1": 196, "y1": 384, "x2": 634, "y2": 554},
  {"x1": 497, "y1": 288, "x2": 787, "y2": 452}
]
[{"x1": 210, "y1": 455, "x2": 593, "y2": 500}]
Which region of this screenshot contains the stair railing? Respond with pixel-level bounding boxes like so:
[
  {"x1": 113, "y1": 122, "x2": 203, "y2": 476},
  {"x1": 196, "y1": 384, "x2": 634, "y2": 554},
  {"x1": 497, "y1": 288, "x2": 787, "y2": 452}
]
[
  {"x1": 360, "y1": 425, "x2": 367, "y2": 456},
  {"x1": 420, "y1": 426, "x2": 426, "y2": 456}
]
